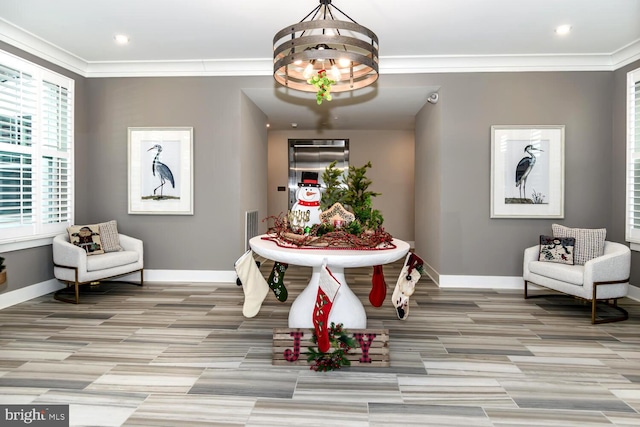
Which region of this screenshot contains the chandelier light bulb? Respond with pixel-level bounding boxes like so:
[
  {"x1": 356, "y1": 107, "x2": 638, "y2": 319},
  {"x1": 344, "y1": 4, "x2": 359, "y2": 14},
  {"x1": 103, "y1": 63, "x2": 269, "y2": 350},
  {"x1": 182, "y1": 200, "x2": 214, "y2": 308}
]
[
  {"x1": 338, "y1": 57, "x2": 351, "y2": 67},
  {"x1": 303, "y1": 63, "x2": 314, "y2": 79},
  {"x1": 330, "y1": 65, "x2": 341, "y2": 82}
]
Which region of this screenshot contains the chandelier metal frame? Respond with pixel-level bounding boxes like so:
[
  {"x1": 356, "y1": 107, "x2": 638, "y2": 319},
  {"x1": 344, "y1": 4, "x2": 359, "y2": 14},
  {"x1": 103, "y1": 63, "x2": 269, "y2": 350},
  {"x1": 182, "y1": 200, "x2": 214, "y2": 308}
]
[{"x1": 273, "y1": 0, "x2": 379, "y2": 93}]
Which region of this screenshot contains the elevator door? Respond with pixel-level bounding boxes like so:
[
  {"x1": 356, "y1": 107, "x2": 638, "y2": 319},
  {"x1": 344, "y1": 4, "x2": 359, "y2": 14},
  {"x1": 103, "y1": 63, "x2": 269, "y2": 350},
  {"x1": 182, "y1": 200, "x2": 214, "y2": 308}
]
[{"x1": 288, "y1": 139, "x2": 349, "y2": 209}]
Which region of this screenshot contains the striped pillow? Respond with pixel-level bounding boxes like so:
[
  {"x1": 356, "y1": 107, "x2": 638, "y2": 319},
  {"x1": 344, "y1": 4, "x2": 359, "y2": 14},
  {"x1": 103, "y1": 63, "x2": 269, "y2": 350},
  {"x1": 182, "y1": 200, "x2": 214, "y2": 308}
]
[
  {"x1": 99, "y1": 220, "x2": 123, "y2": 252},
  {"x1": 552, "y1": 224, "x2": 606, "y2": 265}
]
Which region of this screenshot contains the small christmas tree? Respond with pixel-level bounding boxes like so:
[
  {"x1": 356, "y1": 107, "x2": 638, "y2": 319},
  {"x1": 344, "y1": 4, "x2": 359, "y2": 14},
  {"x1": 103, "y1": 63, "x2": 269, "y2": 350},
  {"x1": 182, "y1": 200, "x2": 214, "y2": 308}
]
[
  {"x1": 319, "y1": 161, "x2": 384, "y2": 232},
  {"x1": 344, "y1": 161, "x2": 384, "y2": 231},
  {"x1": 320, "y1": 160, "x2": 347, "y2": 211}
]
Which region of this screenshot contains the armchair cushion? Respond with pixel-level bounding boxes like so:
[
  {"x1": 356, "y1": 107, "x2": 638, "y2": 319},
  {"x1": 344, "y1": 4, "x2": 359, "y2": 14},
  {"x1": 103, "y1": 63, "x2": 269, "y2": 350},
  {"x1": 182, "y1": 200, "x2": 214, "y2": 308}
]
[
  {"x1": 67, "y1": 224, "x2": 104, "y2": 255},
  {"x1": 87, "y1": 251, "x2": 140, "y2": 272},
  {"x1": 538, "y1": 235, "x2": 575, "y2": 265},
  {"x1": 529, "y1": 260, "x2": 584, "y2": 285},
  {"x1": 552, "y1": 224, "x2": 606, "y2": 265}
]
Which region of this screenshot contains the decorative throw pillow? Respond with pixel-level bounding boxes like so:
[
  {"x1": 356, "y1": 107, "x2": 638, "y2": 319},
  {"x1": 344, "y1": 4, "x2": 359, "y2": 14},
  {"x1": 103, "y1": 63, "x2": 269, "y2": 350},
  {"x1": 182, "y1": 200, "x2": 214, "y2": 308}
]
[
  {"x1": 99, "y1": 220, "x2": 123, "y2": 252},
  {"x1": 67, "y1": 224, "x2": 104, "y2": 255},
  {"x1": 552, "y1": 224, "x2": 606, "y2": 265},
  {"x1": 539, "y1": 235, "x2": 575, "y2": 265}
]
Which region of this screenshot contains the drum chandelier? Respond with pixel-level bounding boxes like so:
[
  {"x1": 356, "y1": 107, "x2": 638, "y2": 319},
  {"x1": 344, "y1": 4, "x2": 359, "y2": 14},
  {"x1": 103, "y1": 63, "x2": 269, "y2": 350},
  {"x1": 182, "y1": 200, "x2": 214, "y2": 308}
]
[{"x1": 273, "y1": 0, "x2": 379, "y2": 95}]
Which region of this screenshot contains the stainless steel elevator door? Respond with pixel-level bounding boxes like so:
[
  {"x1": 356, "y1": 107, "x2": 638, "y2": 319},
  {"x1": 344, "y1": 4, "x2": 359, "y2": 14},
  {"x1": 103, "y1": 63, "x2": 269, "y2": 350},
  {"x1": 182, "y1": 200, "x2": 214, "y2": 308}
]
[{"x1": 288, "y1": 139, "x2": 349, "y2": 209}]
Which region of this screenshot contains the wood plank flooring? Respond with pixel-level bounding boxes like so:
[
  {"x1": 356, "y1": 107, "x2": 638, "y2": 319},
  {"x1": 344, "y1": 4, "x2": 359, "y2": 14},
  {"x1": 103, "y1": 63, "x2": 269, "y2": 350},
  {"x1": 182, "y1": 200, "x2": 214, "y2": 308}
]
[{"x1": 1, "y1": 257, "x2": 640, "y2": 426}]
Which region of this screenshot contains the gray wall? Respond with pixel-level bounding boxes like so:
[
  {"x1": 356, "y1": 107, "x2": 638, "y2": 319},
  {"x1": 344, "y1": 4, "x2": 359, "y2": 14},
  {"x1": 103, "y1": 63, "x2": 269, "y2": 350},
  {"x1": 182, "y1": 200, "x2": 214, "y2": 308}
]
[
  {"x1": 84, "y1": 76, "x2": 271, "y2": 270},
  {"x1": 415, "y1": 97, "x2": 442, "y2": 280},
  {"x1": 413, "y1": 71, "x2": 615, "y2": 277},
  {"x1": 0, "y1": 42, "x2": 88, "y2": 295},
  {"x1": 240, "y1": 92, "x2": 269, "y2": 238},
  {"x1": 267, "y1": 129, "x2": 415, "y2": 242}
]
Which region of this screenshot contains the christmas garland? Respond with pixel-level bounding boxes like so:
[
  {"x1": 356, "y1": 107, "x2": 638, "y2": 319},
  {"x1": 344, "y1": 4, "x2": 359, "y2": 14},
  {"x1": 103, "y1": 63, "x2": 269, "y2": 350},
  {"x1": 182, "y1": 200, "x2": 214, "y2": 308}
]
[
  {"x1": 306, "y1": 322, "x2": 356, "y2": 371},
  {"x1": 264, "y1": 214, "x2": 394, "y2": 249}
]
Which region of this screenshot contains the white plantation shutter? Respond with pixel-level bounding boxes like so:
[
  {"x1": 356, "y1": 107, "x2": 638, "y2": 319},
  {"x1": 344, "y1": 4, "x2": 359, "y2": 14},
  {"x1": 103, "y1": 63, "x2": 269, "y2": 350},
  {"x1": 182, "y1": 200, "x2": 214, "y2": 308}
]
[
  {"x1": 41, "y1": 80, "x2": 71, "y2": 229},
  {"x1": 0, "y1": 50, "x2": 73, "y2": 245},
  {"x1": 626, "y1": 67, "x2": 640, "y2": 246}
]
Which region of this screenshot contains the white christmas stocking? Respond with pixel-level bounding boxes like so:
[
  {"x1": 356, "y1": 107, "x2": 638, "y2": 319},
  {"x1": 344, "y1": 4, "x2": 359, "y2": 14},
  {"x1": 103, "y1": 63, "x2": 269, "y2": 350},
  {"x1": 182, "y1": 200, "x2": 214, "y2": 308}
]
[
  {"x1": 235, "y1": 250, "x2": 269, "y2": 318},
  {"x1": 391, "y1": 252, "x2": 424, "y2": 320}
]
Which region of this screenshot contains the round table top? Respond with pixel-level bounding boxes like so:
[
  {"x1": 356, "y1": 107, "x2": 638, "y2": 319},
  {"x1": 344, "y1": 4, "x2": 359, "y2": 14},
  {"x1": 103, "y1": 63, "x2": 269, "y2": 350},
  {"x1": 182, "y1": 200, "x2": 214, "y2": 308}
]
[{"x1": 249, "y1": 235, "x2": 410, "y2": 268}]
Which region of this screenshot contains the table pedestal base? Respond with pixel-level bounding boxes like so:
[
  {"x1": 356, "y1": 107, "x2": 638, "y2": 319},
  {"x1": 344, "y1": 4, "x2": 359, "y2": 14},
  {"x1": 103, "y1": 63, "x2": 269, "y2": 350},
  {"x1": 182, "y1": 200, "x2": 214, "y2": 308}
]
[{"x1": 288, "y1": 266, "x2": 367, "y2": 329}]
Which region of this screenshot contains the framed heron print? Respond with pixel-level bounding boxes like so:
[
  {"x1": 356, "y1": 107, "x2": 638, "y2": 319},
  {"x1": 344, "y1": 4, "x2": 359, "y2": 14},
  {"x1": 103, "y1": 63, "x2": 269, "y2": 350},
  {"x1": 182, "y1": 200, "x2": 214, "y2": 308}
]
[
  {"x1": 128, "y1": 127, "x2": 194, "y2": 215},
  {"x1": 490, "y1": 125, "x2": 564, "y2": 218}
]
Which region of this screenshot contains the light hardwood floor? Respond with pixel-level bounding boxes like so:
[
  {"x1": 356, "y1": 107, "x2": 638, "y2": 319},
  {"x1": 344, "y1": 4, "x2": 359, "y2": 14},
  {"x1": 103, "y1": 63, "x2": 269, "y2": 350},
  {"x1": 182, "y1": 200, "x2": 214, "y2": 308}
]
[{"x1": 1, "y1": 257, "x2": 640, "y2": 426}]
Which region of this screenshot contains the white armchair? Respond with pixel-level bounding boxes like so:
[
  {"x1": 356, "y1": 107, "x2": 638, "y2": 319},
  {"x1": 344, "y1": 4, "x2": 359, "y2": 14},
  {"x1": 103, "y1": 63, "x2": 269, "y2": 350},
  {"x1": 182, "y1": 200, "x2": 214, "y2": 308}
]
[
  {"x1": 523, "y1": 241, "x2": 630, "y2": 324},
  {"x1": 53, "y1": 233, "x2": 144, "y2": 303}
]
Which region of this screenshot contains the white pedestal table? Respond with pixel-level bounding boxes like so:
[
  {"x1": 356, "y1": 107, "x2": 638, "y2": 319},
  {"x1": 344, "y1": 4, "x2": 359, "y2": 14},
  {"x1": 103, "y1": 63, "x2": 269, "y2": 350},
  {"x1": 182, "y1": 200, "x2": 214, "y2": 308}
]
[{"x1": 249, "y1": 235, "x2": 410, "y2": 329}]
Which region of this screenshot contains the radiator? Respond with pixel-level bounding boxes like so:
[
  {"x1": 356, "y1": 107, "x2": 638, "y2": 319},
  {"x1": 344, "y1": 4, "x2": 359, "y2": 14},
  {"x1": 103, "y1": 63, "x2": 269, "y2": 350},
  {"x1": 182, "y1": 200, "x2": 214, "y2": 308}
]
[{"x1": 245, "y1": 210, "x2": 259, "y2": 251}]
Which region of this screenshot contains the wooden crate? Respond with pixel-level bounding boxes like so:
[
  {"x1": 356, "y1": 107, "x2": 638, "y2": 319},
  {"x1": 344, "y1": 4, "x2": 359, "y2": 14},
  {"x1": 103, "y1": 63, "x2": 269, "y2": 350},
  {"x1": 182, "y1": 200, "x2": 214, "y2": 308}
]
[{"x1": 273, "y1": 328, "x2": 389, "y2": 367}]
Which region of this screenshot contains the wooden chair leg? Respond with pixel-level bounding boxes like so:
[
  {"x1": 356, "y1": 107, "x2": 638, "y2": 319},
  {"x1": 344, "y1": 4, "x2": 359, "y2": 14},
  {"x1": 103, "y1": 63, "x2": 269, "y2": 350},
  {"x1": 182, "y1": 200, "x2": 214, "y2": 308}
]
[{"x1": 523, "y1": 280, "x2": 529, "y2": 299}]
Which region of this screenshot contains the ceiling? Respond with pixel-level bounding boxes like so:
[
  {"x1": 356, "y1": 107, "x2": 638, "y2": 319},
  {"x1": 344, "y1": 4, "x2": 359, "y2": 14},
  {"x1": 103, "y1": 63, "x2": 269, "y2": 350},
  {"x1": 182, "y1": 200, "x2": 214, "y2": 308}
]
[{"x1": 1, "y1": 0, "x2": 639, "y2": 130}]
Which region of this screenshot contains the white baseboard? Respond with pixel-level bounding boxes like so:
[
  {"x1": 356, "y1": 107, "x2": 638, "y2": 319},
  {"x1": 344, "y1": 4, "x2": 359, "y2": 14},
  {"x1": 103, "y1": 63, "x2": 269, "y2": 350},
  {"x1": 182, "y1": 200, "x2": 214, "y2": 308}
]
[
  {"x1": 627, "y1": 284, "x2": 640, "y2": 302},
  {"x1": 438, "y1": 275, "x2": 524, "y2": 289},
  {"x1": 116, "y1": 269, "x2": 237, "y2": 284},
  {"x1": 0, "y1": 270, "x2": 238, "y2": 310},
  {"x1": 437, "y1": 274, "x2": 640, "y2": 301},
  {"x1": 0, "y1": 279, "x2": 64, "y2": 310}
]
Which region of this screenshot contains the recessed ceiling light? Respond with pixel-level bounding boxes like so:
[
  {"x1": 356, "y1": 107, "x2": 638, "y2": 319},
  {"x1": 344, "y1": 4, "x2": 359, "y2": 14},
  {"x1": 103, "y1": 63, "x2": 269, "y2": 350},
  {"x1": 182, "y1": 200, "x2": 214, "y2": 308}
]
[
  {"x1": 114, "y1": 34, "x2": 130, "y2": 44},
  {"x1": 555, "y1": 25, "x2": 572, "y2": 35}
]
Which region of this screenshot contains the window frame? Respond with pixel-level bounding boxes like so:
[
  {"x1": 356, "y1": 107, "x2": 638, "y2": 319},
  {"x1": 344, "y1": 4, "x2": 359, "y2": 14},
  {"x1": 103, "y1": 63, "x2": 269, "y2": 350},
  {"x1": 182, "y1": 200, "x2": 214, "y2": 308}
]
[{"x1": 0, "y1": 50, "x2": 74, "y2": 252}]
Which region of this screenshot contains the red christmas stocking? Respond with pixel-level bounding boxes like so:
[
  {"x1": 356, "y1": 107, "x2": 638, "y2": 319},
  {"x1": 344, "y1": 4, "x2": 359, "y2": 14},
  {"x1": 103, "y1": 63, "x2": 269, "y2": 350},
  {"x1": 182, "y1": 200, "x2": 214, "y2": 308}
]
[
  {"x1": 369, "y1": 265, "x2": 387, "y2": 307},
  {"x1": 313, "y1": 264, "x2": 341, "y2": 353}
]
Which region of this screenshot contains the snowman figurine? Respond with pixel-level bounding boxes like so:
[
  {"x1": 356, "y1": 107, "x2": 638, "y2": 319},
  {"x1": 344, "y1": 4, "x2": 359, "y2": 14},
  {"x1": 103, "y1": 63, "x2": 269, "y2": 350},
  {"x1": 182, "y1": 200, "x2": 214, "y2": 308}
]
[{"x1": 289, "y1": 171, "x2": 323, "y2": 232}]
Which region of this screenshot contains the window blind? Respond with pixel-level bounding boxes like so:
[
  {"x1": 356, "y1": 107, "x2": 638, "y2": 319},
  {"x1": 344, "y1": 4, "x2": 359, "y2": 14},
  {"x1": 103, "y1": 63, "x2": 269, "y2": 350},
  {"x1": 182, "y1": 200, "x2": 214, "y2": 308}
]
[
  {"x1": 0, "y1": 50, "x2": 73, "y2": 245},
  {"x1": 626, "y1": 67, "x2": 640, "y2": 245}
]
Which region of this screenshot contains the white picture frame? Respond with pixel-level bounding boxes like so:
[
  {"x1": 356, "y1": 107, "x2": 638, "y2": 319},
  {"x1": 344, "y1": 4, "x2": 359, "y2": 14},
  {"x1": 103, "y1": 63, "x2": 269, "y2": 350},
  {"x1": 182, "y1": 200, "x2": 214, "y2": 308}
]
[
  {"x1": 490, "y1": 125, "x2": 564, "y2": 219},
  {"x1": 128, "y1": 127, "x2": 194, "y2": 215}
]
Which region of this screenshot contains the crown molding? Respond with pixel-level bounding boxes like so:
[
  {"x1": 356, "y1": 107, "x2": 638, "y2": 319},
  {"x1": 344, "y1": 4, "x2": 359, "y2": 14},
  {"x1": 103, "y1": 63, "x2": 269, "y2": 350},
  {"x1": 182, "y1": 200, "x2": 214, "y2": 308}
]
[
  {"x1": 611, "y1": 38, "x2": 640, "y2": 70},
  {"x1": 380, "y1": 54, "x2": 616, "y2": 74},
  {"x1": 0, "y1": 18, "x2": 87, "y2": 76},
  {"x1": 2, "y1": 17, "x2": 640, "y2": 78},
  {"x1": 85, "y1": 58, "x2": 274, "y2": 78}
]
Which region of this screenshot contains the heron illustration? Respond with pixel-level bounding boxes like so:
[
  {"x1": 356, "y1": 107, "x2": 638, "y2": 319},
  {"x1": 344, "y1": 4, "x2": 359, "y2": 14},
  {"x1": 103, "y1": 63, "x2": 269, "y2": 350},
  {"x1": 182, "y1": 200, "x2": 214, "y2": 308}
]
[
  {"x1": 147, "y1": 144, "x2": 175, "y2": 198},
  {"x1": 515, "y1": 144, "x2": 543, "y2": 199}
]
